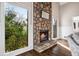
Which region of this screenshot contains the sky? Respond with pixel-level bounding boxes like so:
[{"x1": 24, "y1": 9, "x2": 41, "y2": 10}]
[{"x1": 6, "y1": 3, "x2": 28, "y2": 20}]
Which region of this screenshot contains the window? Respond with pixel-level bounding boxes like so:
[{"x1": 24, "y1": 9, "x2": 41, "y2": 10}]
[
  {"x1": 53, "y1": 18, "x2": 57, "y2": 38},
  {"x1": 78, "y1": 22, "x2": 79, "y2": 28},
  {"x1": 73, "y1": 22, "x2": 76, "y2": 29},
  {"x1": 5, "y1": 3, "x2": 28, "y2": 52},
  {"x1": 52, "y1": 17, "x2": 57, "y2": 38}
]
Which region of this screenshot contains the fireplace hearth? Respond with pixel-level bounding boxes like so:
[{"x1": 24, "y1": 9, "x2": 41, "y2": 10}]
[{"x1": 40, "y1": 30, "x2": 49, "y2": 42}]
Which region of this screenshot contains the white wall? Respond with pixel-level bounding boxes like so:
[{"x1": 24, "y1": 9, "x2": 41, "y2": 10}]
[
  {"x1": 0, "y1": 2, "x2": 33, "y2": 56},
  {"x1": 60, "y1": 2, "x2": 79, "y2": 37}
]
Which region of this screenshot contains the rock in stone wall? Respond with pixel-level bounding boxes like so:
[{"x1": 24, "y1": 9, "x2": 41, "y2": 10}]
[{"x1": 33, "y1": 2, "x2": 52, "y2": 45}]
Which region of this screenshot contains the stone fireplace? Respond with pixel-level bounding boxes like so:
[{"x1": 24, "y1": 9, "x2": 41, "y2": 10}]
[
  {"x1": 33, "y1": 2, "x2": 52, "y2": 45},
  {"x1": 40, "y1": 30, "x2": 49, "y2": 42},
  {"x1": 33, "y1": 2, "x2": 59, "y2": 53}
]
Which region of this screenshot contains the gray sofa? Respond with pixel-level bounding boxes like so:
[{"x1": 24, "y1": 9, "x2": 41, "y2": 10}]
[{"x1": 67, "y1": 32, "x2": 79, "y2": 56}]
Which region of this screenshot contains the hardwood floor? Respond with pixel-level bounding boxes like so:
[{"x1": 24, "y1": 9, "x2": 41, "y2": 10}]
[
  {"x1": 18, "y1": 45, "x2": 71, "y2": 56},
  {"x1": 17, "y1": 45, "x2": 58, "y2": 56},
  {"x1": 17, "y1": 39, "x2": 72, "y2": 56}
]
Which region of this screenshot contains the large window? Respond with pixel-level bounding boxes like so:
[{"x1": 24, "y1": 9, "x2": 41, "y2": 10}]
[{"x1": 5, "y1": 3, "x2": 28, "y2": 52}]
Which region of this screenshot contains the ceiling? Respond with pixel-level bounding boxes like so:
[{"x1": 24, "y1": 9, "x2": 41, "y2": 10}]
[{"x1": 59, "y1": 2, "x2": 68, "y2": 5}]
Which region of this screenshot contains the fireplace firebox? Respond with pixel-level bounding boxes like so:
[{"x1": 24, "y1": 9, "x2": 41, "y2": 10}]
[{"x1": 40, "y1": 30, "x2": 49, "y2": 42}]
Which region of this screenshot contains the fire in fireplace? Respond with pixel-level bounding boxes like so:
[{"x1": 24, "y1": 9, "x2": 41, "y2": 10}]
[{"x1": 40, "y1": 30, "x2": 48, "y2": 42}]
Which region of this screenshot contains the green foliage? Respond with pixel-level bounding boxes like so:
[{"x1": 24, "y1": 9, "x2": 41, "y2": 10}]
[{"x1": 5, "y1": 9, "x2": 28, "y2": 52}]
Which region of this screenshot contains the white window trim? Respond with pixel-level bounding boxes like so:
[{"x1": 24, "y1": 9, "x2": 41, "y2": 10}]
[{"x1": 0, "y1": 2, "x2": 33, "y2": 56}]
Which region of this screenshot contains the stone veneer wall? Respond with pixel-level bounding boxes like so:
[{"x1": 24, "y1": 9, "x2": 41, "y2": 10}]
[{"x1": 33, "y1": 2, "x2": 52, "y2": 45}]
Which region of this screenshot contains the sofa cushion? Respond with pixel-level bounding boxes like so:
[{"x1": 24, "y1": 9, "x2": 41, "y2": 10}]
[
  {"x1": 72, "y1": 32, "x2": 79, "y2": 45},
  {"x1": 74, "y1": 32, "x2": 79, "y2": 36}
]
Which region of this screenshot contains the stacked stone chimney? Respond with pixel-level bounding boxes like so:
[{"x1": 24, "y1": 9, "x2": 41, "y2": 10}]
[{"x1": 33, "y1": 2, "x2": 52, "y2": 45}]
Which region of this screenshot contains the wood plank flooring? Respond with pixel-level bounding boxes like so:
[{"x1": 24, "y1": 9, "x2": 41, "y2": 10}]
[
  {"x1": 18, "y1": 46, "x2": 71, "y2": 56},
  {"x1": 17, "y1": 39, "x2": 71, "y2": 56}
]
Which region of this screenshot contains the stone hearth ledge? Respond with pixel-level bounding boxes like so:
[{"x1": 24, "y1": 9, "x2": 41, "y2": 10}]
[{"x1": 34, "y1": 40, "x2": 57, "y2": 53}]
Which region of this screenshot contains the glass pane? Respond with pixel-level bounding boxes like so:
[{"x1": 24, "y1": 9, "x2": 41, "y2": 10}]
[
  {"x1": 73, "y1": 22, "x2": 76, "y2": 29},
  {"x1": 5, "y1": 3, "x2": 28, "y2": 52},
  {"x1": 53, "y1": 19, "x2": 57, "y2": 38},
  {"x1": 78, "y1": 22, "x2": 79, "y2": 28}
]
